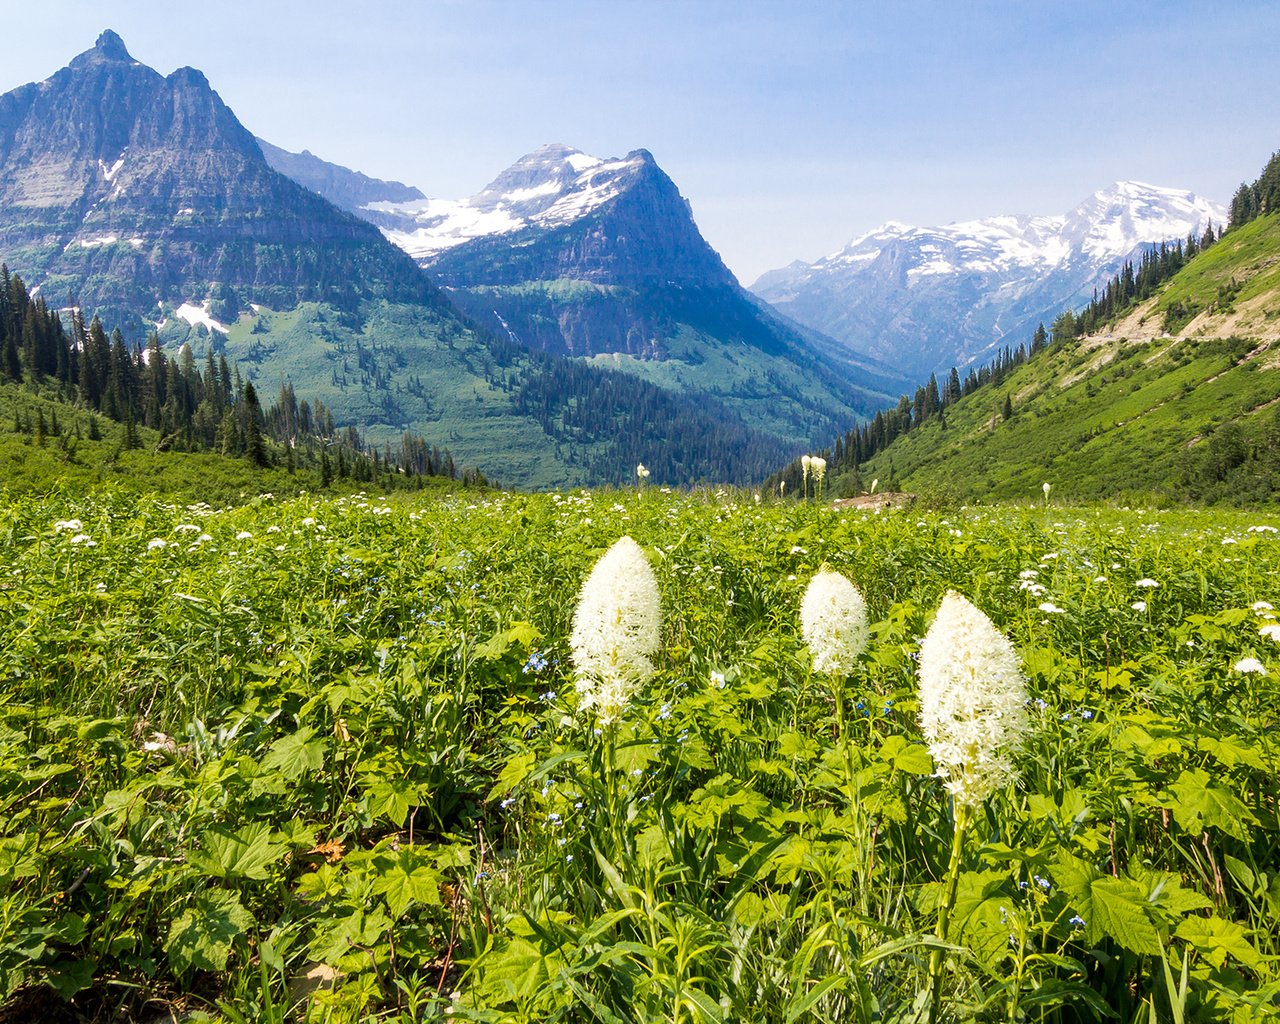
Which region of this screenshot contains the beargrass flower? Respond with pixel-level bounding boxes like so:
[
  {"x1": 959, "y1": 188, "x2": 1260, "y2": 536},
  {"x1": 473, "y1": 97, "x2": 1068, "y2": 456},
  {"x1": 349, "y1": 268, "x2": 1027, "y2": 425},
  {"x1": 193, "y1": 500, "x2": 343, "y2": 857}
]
[
  {"x1": 917, "y1": 591, "x2": 1029, "y2": 808},
  {"x1": 801, "y1": 454, "x2": 812, "y2": 481},
  {"x1": 569, "y1": 536, "x2": 661, "y2": 725},
  {"x1": 800, "y1": 570, "x2": 869, "y2": 676}
]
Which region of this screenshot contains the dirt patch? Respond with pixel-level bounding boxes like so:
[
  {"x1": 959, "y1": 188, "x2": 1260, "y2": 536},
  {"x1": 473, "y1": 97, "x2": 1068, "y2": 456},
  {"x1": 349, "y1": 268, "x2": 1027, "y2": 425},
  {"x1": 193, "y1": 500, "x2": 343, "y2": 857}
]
[{"x1": 832, "y1": 492, "x2": 916, "y2": 510}]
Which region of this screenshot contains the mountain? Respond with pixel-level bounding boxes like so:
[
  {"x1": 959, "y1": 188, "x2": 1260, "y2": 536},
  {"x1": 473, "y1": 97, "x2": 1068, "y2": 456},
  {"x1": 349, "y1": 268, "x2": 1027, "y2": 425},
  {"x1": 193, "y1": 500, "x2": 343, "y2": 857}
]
[
  {"x1": 0, "y1": 30, "x2": 439, "y2": 332},
  {"x1": 752, "y1": 182, "x2": 1226, "y2": 379},
  {"x1": 256, "y1": 138, "x2": 425, "y2": 212},
  {"x1": 787, "y1": 206, "x2": 1280, "y2": 505},
  {"x1": 0, "y1": 32, "x2": 828, "y2": 489},
  {"x1": 339, "y1": 143, "x2": 908, "y2": 447}
]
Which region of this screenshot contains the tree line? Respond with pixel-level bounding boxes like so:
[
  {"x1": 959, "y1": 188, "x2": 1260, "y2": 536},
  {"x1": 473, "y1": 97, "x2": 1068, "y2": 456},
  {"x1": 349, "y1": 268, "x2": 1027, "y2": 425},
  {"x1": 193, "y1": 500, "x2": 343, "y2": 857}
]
[
  {"x1": 1229, "y1": 150, "x2": 1280, "y2": 229},
  {"x1": 0, "y1": 265, "x2": 479, "y2": 487}
]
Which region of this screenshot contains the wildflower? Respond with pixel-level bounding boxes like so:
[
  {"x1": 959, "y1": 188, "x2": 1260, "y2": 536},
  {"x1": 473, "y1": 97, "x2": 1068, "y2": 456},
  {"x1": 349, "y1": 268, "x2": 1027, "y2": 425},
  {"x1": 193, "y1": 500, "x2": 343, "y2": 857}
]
[
  {"x1": 800, "y1": 570, "x2": 869, "y2": 676},
  {"x1": 53, "y1": 519, "x2": 84, "y2": 533},
  {"x1": 69, "y1": 533, "x2": 95, "y2": 546},
  {"x1": 811, "y1": 457, "x2": 827, "y2": 483},
  {"x1": 917, "y1": 591, "x2": 1029, "y2": 808},
  {"x1": 1233, "y1": 657, "x2": 1266, "y2": 674},
  {"x1": 801, "y1": 454, "x2": 812, "y2": 481},
  {"x1": 235, "y1": 531, "x2": 252, "y2": 540},
  {"x1": 1037, "y1": 602, "x2": 1065, "y2": 614},
  {"x1": 569, "y1": 536, "x2": 661, "y2": 724},
  {"x1": 1131, "y1": 601, "x2": 1147, "y2": 612},
  {"x1": 147, "y1": 538, "x2": 167, "y2": 551},
  {"x1": 636, "y1": 463, "x2": 650, "y2": 486},
  {"x1": 1069, "y1": 915, "x2": 1085, "y2": 928},
  {"x1": 870, "y1": 478, "x2": 879, "y2": 494},
  {"x1": 710, "y1": 670, "x2": 726, "y2": 689},
  {"x1": 1042, "y1": 482, "x2": 1051, "y2": 497},
  {"x1": 1251, "y1": 601, "x2": 1273, "y2": 613},
  {"x1": 1259, "y1": 624, "x2": 1280, "y2": 642},
  {"x1": 1135, "y1": 578, "x2": 1158, "y2": 588}
]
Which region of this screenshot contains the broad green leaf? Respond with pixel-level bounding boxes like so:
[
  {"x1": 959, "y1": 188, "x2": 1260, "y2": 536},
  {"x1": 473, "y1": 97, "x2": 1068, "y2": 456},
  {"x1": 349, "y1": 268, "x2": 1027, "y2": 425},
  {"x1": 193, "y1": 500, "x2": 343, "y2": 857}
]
[
  {"x1": 45, "y1": 958, "x2": 95, "y2": 999},
  {"x1": 1176, "y1": 916, "x2": 1262, "y2": 969},
  {"x1": 1089, "y1": 877, "x2": 1162, "y2": 955},
  {"x1": 165, "y1": 891, "x2": 253, "y2": 973},
  {"x1": 489, "y1": 751, "x2": 536, "y2": 801},
  {"x1": 191, "y1": 823, "x2": 284, "y2": 881},
  {"x1": 1167, "y1": 770, "x2": 1258, "y2": 839},
  {"x1": 878, "y1": 735, "x2": 933, "y2": 774},
  {"x1": 260, "y1": 726, "x2": 327, "y2": 781}
]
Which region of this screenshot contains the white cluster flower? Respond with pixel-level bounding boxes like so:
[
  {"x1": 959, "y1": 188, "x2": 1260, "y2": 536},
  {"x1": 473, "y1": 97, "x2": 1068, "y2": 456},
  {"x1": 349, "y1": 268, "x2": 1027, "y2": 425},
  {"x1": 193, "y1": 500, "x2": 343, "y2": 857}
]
[
  {"x1": 147, "y1": 538, "x2": 167, "y2": 551},
  {"x1": 1135, "y1": 578, "x2": 1159, "y2": 588},
  {"x1": 1259, "y1": 624, "x2": 1280, "y2": 642},
  {"x1": 1233, "y1": 657, "x2": 1267, "y2": 675},
  {"x1": 800, "y1": 570, "x2": 868, "y2": 676},
  {"x1": 917, "y1": 591, "x2": 1029, "y2": 808},
  {"x1": 569, "y1": 536, "x2": 661, "y2": 725},
  {"x1": 53, "y1": 519, "x2": 84, "y2": 533}
]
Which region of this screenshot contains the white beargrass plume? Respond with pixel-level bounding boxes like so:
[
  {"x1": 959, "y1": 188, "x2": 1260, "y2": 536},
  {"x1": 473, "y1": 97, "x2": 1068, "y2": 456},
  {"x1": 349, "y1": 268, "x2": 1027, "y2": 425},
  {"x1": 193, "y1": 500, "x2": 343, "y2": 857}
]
[
  {"x1": 570, "y1": 536, "x2": 661, "y2": 725},
  {"x1": 800, "y1": 570, "x2": 868, "y2": 676},
  {"x1": 918, "y1": 590, "x2": 1028, "y2": 1024},
  {"x1": 917, "y1": 590, "x2": 1029, "y2": 808}
]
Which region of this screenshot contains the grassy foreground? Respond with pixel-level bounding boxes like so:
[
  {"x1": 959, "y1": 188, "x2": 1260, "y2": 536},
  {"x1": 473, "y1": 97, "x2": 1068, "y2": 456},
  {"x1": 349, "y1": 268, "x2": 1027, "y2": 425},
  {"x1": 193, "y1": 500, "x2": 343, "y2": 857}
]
[{"x1": 1, "y1": 489, "x2": 1279, "y2": 1022}]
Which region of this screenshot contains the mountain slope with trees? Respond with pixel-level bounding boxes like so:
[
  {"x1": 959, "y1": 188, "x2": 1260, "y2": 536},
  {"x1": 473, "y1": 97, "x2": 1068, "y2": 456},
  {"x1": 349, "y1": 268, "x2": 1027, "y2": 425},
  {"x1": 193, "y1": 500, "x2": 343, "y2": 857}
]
[{"x1": 773, "y1": 152, "x2": 1280, "y2": 505}]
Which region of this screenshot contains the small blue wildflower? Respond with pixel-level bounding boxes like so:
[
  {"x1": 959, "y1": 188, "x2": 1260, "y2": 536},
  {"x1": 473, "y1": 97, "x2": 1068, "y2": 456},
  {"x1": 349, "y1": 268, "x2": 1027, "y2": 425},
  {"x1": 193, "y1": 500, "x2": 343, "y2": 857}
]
[
  {"x1": 1069, "y1": 915, "x2": 1085, "y2": 928},
  {"x1": 1034, "y1": 876, "x2": 1051, "y2": 891},
  {"x1": 1080, "y1": 709, "x2": 1094, "y2": 720},
  {"x1": 547, "y1": 812, "x2": 561, "y2": 825},
  {"x1": 500, "y1": 797, "x2": 515, "y2": 809}
]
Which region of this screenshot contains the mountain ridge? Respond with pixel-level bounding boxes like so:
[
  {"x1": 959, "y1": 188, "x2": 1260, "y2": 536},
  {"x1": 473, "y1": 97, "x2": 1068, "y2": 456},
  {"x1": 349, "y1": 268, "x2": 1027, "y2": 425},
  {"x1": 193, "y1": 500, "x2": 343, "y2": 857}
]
[{"x1": 752, "y1": 181, "x2": 1226, "y2": 378}]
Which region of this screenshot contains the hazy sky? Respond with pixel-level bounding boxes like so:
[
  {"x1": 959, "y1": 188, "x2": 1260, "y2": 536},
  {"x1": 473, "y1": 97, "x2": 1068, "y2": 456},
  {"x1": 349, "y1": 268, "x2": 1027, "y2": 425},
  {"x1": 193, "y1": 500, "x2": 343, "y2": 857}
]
[{"x1": 6, "y1": 1, "x2": 1280, "y2": 283}]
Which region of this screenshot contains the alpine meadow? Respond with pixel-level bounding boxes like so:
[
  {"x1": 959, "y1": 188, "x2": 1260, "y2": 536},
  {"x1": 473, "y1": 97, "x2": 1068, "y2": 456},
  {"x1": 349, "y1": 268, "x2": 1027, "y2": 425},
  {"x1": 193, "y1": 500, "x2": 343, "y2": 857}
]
[{"x1": 3, "y1": 9, "x2": 1280, "y2": 1024}]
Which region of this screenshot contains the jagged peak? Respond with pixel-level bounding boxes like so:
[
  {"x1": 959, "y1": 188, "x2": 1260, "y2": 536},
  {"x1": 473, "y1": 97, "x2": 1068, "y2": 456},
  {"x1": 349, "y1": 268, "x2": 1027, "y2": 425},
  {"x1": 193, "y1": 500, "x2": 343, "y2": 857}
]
[{"x1": 70, "y1": 30, "x2": 135, "y2": 67}]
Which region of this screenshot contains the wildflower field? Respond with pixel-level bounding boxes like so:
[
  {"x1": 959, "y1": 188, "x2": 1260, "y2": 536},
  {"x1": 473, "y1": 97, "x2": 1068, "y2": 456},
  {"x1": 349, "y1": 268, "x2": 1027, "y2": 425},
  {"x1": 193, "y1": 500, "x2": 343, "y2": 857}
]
[{"x1": 1, "y1": 489, "x2": 1278, "y2": 1023}]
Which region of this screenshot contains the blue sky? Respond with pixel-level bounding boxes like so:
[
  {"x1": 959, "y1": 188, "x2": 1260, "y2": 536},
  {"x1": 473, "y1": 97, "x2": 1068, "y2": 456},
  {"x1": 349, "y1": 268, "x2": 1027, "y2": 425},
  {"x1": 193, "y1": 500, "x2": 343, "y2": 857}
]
[{"x1": 8, "y1": 1, "x2": 1280, "y2": 282}]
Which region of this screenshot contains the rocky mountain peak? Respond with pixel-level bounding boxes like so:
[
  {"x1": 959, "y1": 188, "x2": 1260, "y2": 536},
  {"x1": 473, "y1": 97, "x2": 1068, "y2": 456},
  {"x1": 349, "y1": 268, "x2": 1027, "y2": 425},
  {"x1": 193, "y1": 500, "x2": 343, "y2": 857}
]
[{"x1": 69, "y1": 30, "x2": 135, "y2": 68}]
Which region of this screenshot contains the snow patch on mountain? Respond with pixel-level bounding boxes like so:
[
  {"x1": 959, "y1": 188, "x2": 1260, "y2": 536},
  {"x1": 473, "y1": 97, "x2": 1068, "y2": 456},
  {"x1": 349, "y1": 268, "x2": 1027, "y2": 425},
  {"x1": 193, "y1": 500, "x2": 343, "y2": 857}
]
[
  {"x1": 370, "y1": 144, "x2": 648, "y2": 263},
  {"x1": 751, "y1": 181, "x2": 1226, "y2": 378},
  {"x1": 175, "y1": 301, "x2": 228, "y2": 334}
]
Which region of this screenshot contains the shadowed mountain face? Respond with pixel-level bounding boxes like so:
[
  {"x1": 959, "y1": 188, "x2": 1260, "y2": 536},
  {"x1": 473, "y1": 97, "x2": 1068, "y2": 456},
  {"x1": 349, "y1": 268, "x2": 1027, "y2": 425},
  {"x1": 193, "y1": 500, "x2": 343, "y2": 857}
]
[
  {"x1": 340, "y1": 143, "x2": 909, "y2": 431},
  {"x1": 0, "y1": 30, "x2": 439, "y2": 330}
]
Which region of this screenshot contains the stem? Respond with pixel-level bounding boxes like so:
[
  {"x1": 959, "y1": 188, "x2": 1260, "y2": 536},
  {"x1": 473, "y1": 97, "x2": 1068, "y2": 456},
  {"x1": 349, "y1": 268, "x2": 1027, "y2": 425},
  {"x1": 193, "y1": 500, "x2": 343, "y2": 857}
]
[{"x1": 928, "y1": 802, "x2": 970, "y2": 1024}]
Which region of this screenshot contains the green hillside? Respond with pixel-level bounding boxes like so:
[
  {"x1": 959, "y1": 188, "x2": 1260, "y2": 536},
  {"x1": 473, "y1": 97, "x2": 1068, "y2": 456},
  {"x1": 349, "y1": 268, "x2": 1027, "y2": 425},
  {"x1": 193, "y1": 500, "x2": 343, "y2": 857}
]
[
  {"x1": 816, "y1": 212, "x2": 1280, "y2": 505},
  {"x1": 0, "y1": 383, "x2": 470, "y2": 505}
]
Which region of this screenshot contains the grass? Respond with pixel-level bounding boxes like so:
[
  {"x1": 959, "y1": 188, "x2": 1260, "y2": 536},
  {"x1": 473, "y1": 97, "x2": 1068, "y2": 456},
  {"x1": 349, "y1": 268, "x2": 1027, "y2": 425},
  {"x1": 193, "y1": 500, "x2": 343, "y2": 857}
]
[{"x1": 2, "y1": 488, "x2": 1278, "y2": 1022}]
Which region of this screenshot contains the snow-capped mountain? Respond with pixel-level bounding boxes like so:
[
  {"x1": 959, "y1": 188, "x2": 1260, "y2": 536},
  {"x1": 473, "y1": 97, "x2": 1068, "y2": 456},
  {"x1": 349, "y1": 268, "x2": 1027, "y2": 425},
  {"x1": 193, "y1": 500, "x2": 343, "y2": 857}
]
[
  {"x1": 751, "y1": 182, "x2": 1226, "y2": 378},
  {"x1": 317, "y1": 142, "x2": 909, "y2": 445},
  {"x1": 364, "y1": 143, "x2": 739, "y2": 289}
]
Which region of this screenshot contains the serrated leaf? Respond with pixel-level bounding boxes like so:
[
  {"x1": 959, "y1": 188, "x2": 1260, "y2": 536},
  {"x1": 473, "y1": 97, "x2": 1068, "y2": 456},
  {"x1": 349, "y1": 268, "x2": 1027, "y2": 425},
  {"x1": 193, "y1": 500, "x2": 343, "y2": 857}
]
[
  {"x1": 1090, "y1": 877, "x2": 1162, "y2": 955},
  {"x1": 165, "y1": 891, "x2": 253, "y2": 973},
  {"x1": 1167, "y1": 770, "x2": 1258, "y2": 839},
  {"x1": 45, "y1": 958, "x2": 95, "y2": 999},
  {"x1": 1176, "y1": 916, "x2": 1262, "y2": 969},
  {"x1": 260, "y1": 726, "x2": 327, "y2": 782},
  {"x1": 878, "y1": 735, "x2": 933, "y2": 775},
  {"x1": 190, "y1": 822, "x2": 284, "y2": 881}
]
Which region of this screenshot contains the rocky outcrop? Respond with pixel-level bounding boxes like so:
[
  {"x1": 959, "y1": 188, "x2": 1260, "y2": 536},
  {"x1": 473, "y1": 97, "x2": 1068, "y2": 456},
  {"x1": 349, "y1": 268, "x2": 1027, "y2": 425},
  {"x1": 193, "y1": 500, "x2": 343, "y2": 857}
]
[{"x1": 0, "y1": 31, "x2": 439, "y2": 332}]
